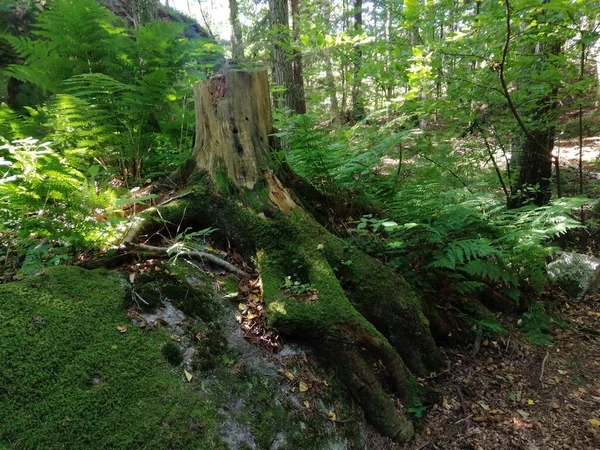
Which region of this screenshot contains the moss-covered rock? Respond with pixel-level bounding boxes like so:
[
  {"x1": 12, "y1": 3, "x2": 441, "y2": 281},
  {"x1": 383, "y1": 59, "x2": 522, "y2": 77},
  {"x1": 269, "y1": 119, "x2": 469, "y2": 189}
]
[{"x1": 0, "y1": 265, "x2": 224, "y2": 449}]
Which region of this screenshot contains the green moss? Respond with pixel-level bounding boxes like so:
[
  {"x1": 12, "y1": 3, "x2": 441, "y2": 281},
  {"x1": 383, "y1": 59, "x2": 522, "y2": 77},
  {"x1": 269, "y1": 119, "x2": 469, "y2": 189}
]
[
  {"x1": 192, "y1": 321, "x2": 227, "y2": 370},
  {"x1": 162, "y1": 342, "x2": 183, "y2": 366},
  {"x1": 0, "y1": 266, "x2": 224, "y2": 449},
  {"x1": 215, "y1": 165, "x2": 235, "y2": 195},
  {"x1": 219, "y1": 274, "x2": 239, "y2": 294},
  {"x1": 135, "y1": 270, "x2": 219, "y2": 322}
]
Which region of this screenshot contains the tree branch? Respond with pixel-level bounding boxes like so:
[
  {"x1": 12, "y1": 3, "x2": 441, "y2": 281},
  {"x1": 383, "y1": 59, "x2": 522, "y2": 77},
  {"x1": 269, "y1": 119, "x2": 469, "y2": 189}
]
[
  {"x1": 498, "y1": 0, "x2": 548, "y2": 155},
  {"x1": 127, "y1": 243, "x2": 252, "y2": 278}
]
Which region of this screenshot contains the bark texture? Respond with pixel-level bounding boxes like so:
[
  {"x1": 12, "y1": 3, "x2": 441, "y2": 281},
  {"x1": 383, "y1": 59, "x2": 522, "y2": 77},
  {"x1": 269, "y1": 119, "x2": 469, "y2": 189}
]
[
  {"x1": 192, "y1": 71, "x2": 272, "y2": 190},
  {"x1": 269, "y1": 0, "x2": 306, "y2": 114},
  {"x1": 229, "y1": 0, "x2": 244, "y2": 61}
]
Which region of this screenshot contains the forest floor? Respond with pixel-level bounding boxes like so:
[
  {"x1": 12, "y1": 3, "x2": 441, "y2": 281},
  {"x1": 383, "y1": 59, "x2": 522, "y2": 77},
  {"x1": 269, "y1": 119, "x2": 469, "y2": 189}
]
[{"x1": 404, "y1": 293, "x2": 600, "y2": 450}]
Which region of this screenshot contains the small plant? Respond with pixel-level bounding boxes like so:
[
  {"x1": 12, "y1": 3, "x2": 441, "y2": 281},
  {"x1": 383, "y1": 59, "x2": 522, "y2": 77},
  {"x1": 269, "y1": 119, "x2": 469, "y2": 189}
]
[
  {"x1": 406, "y1": 398, "x2": 426, "y2": 419},
  {"x1": 280, "y1": 258, "x2": 316, "y2": 297},
  {"x1": 519, "y1": 303, "x2": 555, "y2": 346},
  {"x1": 167, "y1": 227, "x2": 218, "y2": 259},
  {"x1": 281, "y1": 275, "x2": 316, "y2": 296}
]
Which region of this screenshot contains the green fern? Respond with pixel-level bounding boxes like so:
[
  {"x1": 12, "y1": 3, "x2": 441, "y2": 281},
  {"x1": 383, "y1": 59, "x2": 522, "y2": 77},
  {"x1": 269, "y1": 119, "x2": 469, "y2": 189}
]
[{"x1": 2, "y1": 0, "x2": 125, "y2": 94}]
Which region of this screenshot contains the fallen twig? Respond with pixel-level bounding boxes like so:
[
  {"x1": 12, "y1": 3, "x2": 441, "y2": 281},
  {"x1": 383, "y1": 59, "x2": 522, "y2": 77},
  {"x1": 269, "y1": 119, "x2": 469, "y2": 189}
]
[
  {"x1": 127, "y1": 243, "x2": 251, "y2": 278},
  {"x1": 157, "y1": 191, "x2": 192, "y2": 207},
  {"x1": 454, "y1": 414, "x2": 473, "y2": 425},
  {"x1": 539, "y1": 351, "x2": 550, "y2": 382}
]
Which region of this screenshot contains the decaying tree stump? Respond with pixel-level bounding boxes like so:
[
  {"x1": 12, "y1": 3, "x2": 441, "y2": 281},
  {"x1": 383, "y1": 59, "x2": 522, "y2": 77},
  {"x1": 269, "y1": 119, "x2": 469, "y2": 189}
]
[{"x1": 159, "y1": 68, "x2": 446, "y2": 442}]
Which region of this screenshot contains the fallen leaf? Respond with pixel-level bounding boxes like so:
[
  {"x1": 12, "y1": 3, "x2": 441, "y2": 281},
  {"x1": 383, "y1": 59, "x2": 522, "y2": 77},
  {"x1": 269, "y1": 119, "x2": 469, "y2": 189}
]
[
  {"x1": 184, "y1": 369, "x2": 193, "y2": 382},
  {"x1": 478, "y1": 402, "x2": 490, "y2": 411},
  {"x1": 323, "y1": 380, "x2": 329, "y2": 387},
  {"x1": 303, "y1": 401, "x2": 310, "y2": 408},
  {"x1": 558, "y1": 370, "x2": 568, "y2": 375},
  {"x1": 589, "y1": 419, "x2": 600, "y2": 427},
  {"x1": 299, "y1": 382, "x2": 308, "y2": 392},
  {"x1": 246, "y1": 313, "x2": 258, "y2": 320},
  {"x1": 443, "y1": 397, "x2": 451, "y2": 410},
  {"x1": 527, "y1": 399, "x2": 535, "y2": 405},
  {"x1": 517, "y1": 409, "x2": 530, "y2": 419},
  {"x1": 317, "y1": 244, "x2": 324, "y2": 250},
  {"x1": 551, "y1": 402, "x2": 560, "y2": 409},
  {"x1": 284, "y1": 371, "x2": 294, "y2": 381},
  {"x1": 238, "y1": 303, "x2": 248, "y2": 312},
  {"x1": 129, "y1": 273, "x2": 135, "y2": 284},
  {"x1": 205, "y1": 246, "x2": 214, "y2": 252},
  {"x1": 117, "y1": 326, "x2": 128, "y2": 333},
  {"x1": 327, "y1": 411, "x2": 337, "y2": 421}
]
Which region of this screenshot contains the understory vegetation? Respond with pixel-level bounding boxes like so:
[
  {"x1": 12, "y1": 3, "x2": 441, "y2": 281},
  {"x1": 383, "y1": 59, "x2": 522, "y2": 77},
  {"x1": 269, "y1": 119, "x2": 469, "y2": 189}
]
[{"x1": 1, "y1": 0, "x2": 600, "y2": 446}]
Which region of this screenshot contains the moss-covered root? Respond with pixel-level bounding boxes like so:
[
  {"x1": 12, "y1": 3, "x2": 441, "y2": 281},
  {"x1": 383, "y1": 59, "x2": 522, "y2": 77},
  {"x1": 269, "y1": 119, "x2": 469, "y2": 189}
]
[
  {"x1": 289, "y1": 217, "x2": 447, "y2": 377},
  {"x1": 321, "y1": 341, "x2": 414, "y2": 442},
  {"x1": 331, "y1": 245, "x2": 447, "y2": 376},
  {"x1": 258, "y1": 250, "x2": 417, "y2": 441}
]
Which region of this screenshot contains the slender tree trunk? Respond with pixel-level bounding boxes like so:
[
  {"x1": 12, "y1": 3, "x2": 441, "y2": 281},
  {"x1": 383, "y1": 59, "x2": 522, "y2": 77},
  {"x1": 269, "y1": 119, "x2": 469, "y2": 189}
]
[
  {"x1": 351, "y1": 0, "x2": 366, "y2": 122},
  {"x1": 229, "y1": 0, "x2": 244, "y2": 62},
  {"x1": 500, "y1": 0, "x2": 560, "y2": 208},
  {"x1": 322, "y1": 0, "x2": 339, "y2": 121},
  {"x1": 269, "y1": 0, "x2": 306, "y2": 114},
  {"x1": 290, "y1": 0, "x2": 307, "y2": 114}
]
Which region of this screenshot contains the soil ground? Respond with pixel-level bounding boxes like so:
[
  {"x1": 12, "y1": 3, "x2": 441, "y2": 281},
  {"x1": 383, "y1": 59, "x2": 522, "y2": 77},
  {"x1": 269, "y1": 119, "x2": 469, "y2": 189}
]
[{"x1": 404, "y1": 294, "x2": 600, "y2": 450}]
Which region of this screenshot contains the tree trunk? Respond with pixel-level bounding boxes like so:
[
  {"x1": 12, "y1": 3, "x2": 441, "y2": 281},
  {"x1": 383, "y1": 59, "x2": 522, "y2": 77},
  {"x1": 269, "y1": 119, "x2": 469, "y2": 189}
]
[
  {"x1": 172, "y1": 69, "x2": 446, "y2": 441},
  {"x1": 351, "y1": 0, "x2": 366, "y2": 122},
  {"x1": 229, "y1": 0, "x2": 244, "y2": 62},
  {"x1": 322, "y1": 0, "x2": 340, "y2": 121},
  {"x1": 290, "y1": 0, "x2": 307, "y2": 114},
  {"x1": 269, "y1": 0, "x2": 306, "y2": 114}
]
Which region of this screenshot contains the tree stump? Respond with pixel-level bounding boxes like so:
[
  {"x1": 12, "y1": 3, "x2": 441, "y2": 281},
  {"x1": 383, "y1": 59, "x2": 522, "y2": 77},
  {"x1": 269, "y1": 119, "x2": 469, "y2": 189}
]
[{"x1": 161, "y1": 69, "x2": 447, "y2": 441}]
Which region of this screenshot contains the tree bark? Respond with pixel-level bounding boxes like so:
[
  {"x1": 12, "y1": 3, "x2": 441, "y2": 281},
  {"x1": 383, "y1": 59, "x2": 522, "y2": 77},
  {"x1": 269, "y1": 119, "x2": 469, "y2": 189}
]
[
  {"x1": 351, "y1": 0, "x2": 366, "y2": 122},
  {"x1": 269, "y1": 0, "x2": 306, "y2": 114},
  {"x1": 322, "y1": 0, "x2": 340, "y2": 121},
  {"x1": 229, "y1": 0, "x2": 244, "y2": 62},
  {"x1": 171, "y1": 68, "x2": 447, "y2": 441},
  {"x1": 290, "y1": 0, "x2": 307, "y2": 114}
]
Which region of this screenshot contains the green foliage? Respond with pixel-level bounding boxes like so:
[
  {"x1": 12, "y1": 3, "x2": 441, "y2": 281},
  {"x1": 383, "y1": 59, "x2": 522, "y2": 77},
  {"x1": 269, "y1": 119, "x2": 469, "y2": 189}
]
[
  {"x1": 0, "y1": 137, "x2": 121, "y2": 274},
  {"x1": 519, "y1": 303, "x2": 556, "y2": 347},
  {"x1": 3, "y1": 0, "x2": 126, "y2": 94},
  {"x1": 2, "y1": 0, "x2": 222, "y2": 179},
  {"x1": 406, "y1": 398, "x2": 426, "y2": 419},
  {"x1": 0, "y1": 1, "x2": 223, "y2": 273}
]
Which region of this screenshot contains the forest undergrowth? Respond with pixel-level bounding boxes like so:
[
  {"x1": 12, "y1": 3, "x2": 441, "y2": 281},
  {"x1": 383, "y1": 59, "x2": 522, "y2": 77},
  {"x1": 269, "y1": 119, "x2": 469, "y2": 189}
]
[{"x1": 1, "y1": 0, "x2": 600, "y2": 447}]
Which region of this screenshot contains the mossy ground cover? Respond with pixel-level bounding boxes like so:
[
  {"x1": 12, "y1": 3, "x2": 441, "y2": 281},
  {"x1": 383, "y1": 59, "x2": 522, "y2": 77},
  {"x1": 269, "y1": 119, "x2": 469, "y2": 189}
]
[{"x1": 0, "y1": 266, "x2": 224, "y2": 450}]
